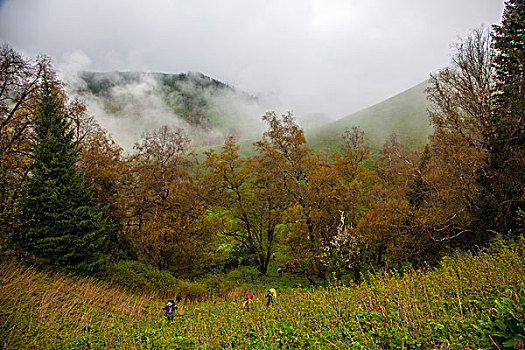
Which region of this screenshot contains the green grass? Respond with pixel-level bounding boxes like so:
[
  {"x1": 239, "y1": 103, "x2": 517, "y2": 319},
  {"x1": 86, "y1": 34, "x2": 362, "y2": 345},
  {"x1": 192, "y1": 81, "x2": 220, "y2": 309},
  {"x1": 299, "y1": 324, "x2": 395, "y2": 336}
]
[{"x1": 2, "y1": 238, "x2": 524, "y2": 349}]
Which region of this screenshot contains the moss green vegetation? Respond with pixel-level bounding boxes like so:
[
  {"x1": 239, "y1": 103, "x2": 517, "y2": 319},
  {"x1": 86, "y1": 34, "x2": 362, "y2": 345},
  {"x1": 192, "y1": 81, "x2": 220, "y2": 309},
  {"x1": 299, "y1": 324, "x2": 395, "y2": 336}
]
[{"x1": 2, "y1": 237, "x2": 523, "y2": 349}]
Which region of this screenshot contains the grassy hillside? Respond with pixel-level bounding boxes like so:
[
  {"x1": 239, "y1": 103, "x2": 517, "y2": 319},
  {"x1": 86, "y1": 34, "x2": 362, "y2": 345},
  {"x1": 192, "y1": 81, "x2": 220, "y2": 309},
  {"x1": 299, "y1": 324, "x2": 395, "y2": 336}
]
[
  {"x1": 306, "y1": 81, "x2": 432, "y2": 152},
  {"x1": 2, "y1": 238, "x2": 524, "y2": 349},
  {"x1": 73, "y1": 72, "x2": 431, "y2": 153},
  {"x1": 193, "y1": 81, "x2": 432, "y2": 160}
]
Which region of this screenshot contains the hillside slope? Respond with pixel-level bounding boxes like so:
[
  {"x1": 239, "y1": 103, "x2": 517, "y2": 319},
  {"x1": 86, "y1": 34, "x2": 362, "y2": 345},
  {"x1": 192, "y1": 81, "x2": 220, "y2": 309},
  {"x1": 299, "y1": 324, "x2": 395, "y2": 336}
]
[
  {"x1": 67, "y1": 71, "x2": 265, "y2": 149},
  {"x1": 69, "y1": 72, "x2": 432, "y2": 152},
  {"x1": 306, "y1": 80, "x2": 432, "y2": 151},
  {"x1": 76, "y1": 71, "x2": 239, "y2": 127},
  {"x1": 194, "y1": 81, "x2": 433, "y2": 159}
]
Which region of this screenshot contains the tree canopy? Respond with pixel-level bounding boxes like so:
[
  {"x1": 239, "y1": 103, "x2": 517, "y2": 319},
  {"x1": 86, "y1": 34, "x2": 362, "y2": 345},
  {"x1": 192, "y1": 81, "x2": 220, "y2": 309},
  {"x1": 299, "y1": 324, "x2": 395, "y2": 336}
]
[{"x1": 0, "y1": 0, "x2": 523, "y2": 283}]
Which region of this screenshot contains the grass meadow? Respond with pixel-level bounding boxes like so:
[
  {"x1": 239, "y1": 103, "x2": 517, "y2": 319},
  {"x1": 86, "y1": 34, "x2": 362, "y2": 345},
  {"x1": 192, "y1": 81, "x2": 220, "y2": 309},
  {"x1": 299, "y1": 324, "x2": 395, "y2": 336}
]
[{"x1": 1, "y1": 237, "x2": 524, "y2": 349}]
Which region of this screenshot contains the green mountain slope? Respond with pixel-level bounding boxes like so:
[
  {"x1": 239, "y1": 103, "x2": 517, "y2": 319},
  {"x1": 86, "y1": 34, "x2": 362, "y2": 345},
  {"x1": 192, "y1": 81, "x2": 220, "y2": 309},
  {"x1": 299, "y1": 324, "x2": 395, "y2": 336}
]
[
  {"x1": 71, "y1": 72, "x2": 432, "y2": 152},
  {"x1": 193, "y1": 81, "x2": 433, "y2": 159},
  {"x1": 77, "y1": 71, "x2": 238, "y2": 128},
  {"x1": 69, "y1": 71, "x2": 264, "y2": 149},
  {"x1": 306, "y1": 80, "x2": 432, "y2": 151}
]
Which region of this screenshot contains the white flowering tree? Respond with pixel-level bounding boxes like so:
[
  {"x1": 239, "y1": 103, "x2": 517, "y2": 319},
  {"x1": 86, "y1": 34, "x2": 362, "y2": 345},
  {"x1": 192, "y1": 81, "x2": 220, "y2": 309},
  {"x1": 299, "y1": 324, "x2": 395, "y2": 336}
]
[{"x1": 320, "y1": 211, "x2": 368, "y2": 284}]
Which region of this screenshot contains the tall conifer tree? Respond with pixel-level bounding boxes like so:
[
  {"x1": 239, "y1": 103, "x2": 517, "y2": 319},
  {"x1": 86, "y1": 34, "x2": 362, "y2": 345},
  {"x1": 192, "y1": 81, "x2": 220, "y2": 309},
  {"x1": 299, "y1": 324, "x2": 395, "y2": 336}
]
[
  {"x1": 17, "y1": 75, "x2": 108, "y2": 272},
  {"x1": 484, "y1": 0, "x2": 525, "y2": 234}
]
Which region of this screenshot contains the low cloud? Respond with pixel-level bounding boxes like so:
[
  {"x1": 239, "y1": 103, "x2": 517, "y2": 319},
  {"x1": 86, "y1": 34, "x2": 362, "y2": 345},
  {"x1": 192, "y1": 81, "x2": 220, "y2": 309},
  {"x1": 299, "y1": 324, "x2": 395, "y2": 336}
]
[
  {"x1": 62, "y1": 69, "x2": 273, "y2": 150},
  {"x1": 2, "y1": 0, "x2": 505, "y2": 144}
]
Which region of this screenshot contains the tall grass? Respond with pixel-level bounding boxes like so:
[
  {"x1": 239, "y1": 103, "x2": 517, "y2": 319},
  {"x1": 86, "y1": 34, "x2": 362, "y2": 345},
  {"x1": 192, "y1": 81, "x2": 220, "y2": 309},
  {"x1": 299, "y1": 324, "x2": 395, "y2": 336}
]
[
  {"x1": 1, "y1": 238, "x2": 524, "y2": 349},
  {"x1": 0, "y1": 261, "x2": 158, "y2": 349}
]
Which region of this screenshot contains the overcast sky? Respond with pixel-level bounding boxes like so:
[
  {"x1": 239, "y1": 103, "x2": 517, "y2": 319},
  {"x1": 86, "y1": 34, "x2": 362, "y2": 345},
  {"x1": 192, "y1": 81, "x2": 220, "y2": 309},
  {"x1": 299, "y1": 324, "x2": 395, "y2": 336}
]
[{"x1": 0, "y1": 0, "x2": 505, "y2": 119}]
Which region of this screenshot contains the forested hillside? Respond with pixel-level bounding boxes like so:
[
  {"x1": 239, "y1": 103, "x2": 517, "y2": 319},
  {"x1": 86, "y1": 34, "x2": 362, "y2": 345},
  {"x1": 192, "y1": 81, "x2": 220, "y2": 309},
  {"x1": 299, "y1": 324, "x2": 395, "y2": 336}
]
[
  {"x1": 69, "y1": 71, "x2": 432, "y2": 153},
  {"x1": 76, "y1": 71, "x2": 236, "y2": 128},
  {"x1": 66, "y1": 71, "x2": 265, "y2": 148},
  {"x1": 0, "y1": 1, "x2": 524, "y2": 348}
]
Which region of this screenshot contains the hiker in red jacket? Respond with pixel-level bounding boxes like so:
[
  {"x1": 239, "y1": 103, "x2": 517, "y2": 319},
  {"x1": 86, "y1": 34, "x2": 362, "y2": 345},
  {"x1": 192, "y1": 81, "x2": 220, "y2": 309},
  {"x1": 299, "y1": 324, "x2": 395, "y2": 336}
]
[{"x1": 243, "y1": 292, "x2": 253, "y2": 311}]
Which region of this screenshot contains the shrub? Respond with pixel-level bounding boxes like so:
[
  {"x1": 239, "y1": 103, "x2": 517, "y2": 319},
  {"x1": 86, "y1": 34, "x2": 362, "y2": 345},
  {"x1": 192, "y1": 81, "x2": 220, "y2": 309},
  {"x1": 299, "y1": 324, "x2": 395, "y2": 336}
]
[
  {"x1": 104, "y1": 260, "x2": 178, "y2": 296},
  {"x1": 202, "y1": 274, "x2": 231, "y2": 296},
  {"x1": 175, "y1": 279, "x2": 208, "y2": 301},
  {"x1": 479, "y1": 289, "x2": 525, "y2": 349},
  {"x1": 224, "y1": 265, "x2": 261, "y2": 282}
]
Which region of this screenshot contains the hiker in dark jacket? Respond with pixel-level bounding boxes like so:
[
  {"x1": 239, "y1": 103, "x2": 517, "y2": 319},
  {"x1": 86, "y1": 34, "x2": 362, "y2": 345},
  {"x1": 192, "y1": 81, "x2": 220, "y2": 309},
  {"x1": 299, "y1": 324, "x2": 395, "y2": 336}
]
[
  {"x1": 265, "y1": 290, "x2": 273, "y2": 307},
  {"x1": 162, "y1": 299, "x2": 177, "y2": 322}
]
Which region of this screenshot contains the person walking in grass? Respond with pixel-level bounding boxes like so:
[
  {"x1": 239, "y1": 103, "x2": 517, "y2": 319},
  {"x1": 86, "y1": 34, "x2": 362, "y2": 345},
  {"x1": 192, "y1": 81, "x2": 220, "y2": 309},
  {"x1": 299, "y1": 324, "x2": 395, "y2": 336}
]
[
  {"x1": 163, "y1": 299, "x2": 177, "y2": 322},
  {"x1": 278, "y1": 267, "x2": 283, "y2": 277},
  {"x1": 265, "y1": 290, "x2": 273, "y2": 307},
  {"x1": 265, "y1": 288, "x2": 276, "y2": 307},
  {"x1": 243, "y1": 292, "x2": 253, "y2": 311}
]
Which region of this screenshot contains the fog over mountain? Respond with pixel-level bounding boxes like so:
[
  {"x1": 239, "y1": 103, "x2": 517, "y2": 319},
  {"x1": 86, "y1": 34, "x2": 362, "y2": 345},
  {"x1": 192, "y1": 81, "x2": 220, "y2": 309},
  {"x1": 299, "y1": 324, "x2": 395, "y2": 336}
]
[
  {"x1": 63, "y1": 71, "x2": 274, "y2": 149},
  {"x1": 0, "y1": 0, "x2": 505, "y2": 149}
]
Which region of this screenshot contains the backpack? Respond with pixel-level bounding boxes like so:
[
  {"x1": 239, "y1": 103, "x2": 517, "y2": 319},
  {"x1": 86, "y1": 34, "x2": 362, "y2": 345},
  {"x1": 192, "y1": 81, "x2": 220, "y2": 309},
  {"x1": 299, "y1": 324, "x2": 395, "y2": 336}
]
[{"x1": 163, "y1": 299, "x2": 176, "y2": 313}]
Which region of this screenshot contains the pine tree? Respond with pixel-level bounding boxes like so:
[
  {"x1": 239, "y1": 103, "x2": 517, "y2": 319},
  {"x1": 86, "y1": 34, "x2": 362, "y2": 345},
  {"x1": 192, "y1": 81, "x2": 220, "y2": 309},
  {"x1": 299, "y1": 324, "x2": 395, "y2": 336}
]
[
  {"x1": 483, "y1": 0, "x2": 525, "y2": 234},
  {"x1": 16, "y1": 76, "x2": 108, "y2": 273}
]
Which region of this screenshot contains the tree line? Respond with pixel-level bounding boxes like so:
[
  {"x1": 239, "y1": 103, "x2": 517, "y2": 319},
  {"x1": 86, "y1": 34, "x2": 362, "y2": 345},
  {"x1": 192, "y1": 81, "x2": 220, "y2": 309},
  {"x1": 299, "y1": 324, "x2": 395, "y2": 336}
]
[{"x1": 1, "y1": 0, "x2": 523, "y2": 283}]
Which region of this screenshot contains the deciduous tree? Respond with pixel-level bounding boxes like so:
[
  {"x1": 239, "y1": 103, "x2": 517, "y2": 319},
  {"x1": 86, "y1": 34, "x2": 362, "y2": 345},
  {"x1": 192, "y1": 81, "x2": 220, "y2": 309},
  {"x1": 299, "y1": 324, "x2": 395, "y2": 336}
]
[
  {"x1": 124, "y1": 126, "x2": 212, "y2": 274},
  {"x1": 425, "y1": 28, "x2": 496, "y2": 244},
  {"x1": 0, "y1": 45, "x2": 49, "y2": 240},
  {"x1": 256, "y1": 112, "x2": 340, "y2": 280},
  {"x1": 204, "y1": 136, "x2": 286, "y2": 275}
]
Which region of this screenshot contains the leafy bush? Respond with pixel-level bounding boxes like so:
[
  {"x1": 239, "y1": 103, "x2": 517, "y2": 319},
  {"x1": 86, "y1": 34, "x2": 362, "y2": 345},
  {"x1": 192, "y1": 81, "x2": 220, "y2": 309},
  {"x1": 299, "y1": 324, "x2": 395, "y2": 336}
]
[
  {"x1": 224, "y1": 265, "x2": 261, "y2": 282},
  {"x1": 201, "y1": 274, "x2": 233, "y2": 297},
  {"x1": 104, "y1": 260, "x2": 260, "y2": 301},
  {"x1": 479, "y1": 289, "x2": 525, "y2": 349},
  {"x1": 175, "y1": 279, "x2": 208, "y2": 301},
  {"x1": 104, "y1": 260, "x2": 179, "y2": 296}
]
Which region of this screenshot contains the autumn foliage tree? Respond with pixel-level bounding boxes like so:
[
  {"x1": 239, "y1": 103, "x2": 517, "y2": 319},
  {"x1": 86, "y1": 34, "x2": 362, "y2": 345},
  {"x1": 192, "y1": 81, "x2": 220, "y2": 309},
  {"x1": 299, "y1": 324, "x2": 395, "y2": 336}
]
[
  {"x1": 252, "y1": 112, "x2": 338, "y2": 279},
  {"x1": 424, "y1": 10, "x2": 525, "y2": 244},
  {"x1": 204, "y1": 135, "x2": 287, "y2": 275},
  {"x1": 0, "y1": 45, "x2": 49, "y2": 242},
  {"x1": 322, "y1": 126, "x2": 373, "y2": 283},
  {"x1": 425, "y1": 27, "x2": 496, "y2": 245},
  {"x1": 360, "y1": 135, "x2": 423, "y2": 266},
  {"x1": 123, "y1": 126, "x2": 212, "y2": 274}
]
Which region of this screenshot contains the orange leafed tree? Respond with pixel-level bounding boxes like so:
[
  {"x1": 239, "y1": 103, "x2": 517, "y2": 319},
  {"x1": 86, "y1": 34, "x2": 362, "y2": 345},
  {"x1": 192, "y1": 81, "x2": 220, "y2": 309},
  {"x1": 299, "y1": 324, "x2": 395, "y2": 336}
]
[{"x1": 123, "y1": 126, "x2": 213, "y2": 274}]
